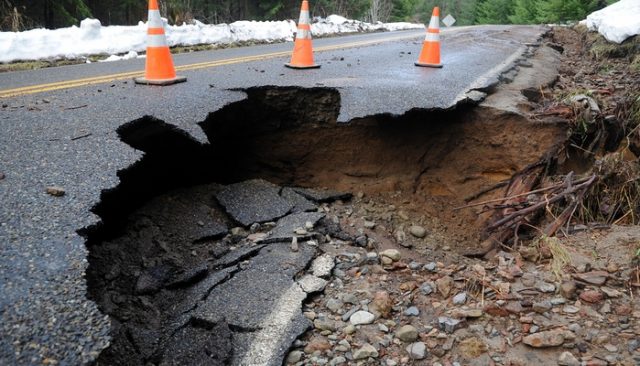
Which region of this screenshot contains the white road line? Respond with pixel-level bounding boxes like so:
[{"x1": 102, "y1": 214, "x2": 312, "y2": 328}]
[{"x1": 237, "y1": 282, "x2": 307, "y2": 365}]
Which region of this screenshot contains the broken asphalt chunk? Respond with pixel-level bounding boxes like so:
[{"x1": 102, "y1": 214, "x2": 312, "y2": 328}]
[
  {"x1": 166, "y1": 262, "x2": 209, "y2": 289},
  {"x1": 292, "y1": 187, "x2": 352, "y2": 203},
  {"x1": 216, "y1": 179, "x2": 293, "y2": 226},
  {"x1": 311, "y1": 253, "x2": 335, "y2": 278},
  {"x1": 144, "y1": 191, "x2": 228, "y2": 242},
  {"x1": 281, "y1": 187, "x2": 318, "y2": 213},
  {"x1": 160, "y1": 318, "x2": 232, "y2": 366},
  {"x1": 211, "y1": 244, "x2": 265, "y2": 269},
  {"x1": 261, "y1": 212, "x2": 325, "y2": 244},
  {"x1": 135, "y1": 265, "x2": 172, "y2": 295}
]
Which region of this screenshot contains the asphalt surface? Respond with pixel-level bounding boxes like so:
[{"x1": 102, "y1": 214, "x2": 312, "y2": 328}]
[{"x1": 0, "y1": 25, "x2": 548, "y2": 365}]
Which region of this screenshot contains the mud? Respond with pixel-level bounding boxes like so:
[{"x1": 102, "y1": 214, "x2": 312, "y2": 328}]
[{"x1": 84, "y1": 86, "x2": 569, "y2": 364}]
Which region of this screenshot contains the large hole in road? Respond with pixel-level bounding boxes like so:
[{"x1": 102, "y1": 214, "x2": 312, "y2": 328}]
[{"x1": 83, "y1": 87, "x2": 567, "y2": 365}]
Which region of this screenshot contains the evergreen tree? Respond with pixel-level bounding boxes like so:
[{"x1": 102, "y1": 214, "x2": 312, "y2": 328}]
[
  {"x1": 509, "y1": 0, "x2": 540, "y2": 24},
  {"x1": 475, "y1": 0, "x2": 514, "y2": 24},
  {"x1": 537, "y1": 0, "x2": 606, "y2": 23},
  {"x1": 391, "y1": 0, "x2": 420, "y2": 22},
  {"x1": 458, "y1": 0, "x2": 480, "y2": 25}
]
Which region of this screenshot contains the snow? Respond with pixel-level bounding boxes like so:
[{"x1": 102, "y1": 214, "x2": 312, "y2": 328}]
[
  {"x1": 583, "y1": 0, "x2": 640, "y2": 44},
  {"x1": 99, "y1": 51, "x2": 143, "y2": 63},
  {"x1": 0, "y1": 16, "x2": 423, "y2": 63}
]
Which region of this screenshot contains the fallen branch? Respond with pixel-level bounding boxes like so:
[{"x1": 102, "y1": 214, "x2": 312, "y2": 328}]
[
  {"x1": 463, "y1": 181, "x2": 509, "y2": 203},
  {"x1": 454, "y1": 176, "x2": 594, "y2": 211},
  {"x1": 71, "y1": 132, "x2": 92, "y2": 141},
  {"x1": 487, "y1": 174, "x2": 596, "y2": 232},
  {"x1": 64, "y1": 104, "x2": 88, "y2": 110}
]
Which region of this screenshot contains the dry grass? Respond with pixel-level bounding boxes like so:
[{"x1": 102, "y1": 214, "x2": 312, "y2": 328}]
[
  {"x1": 0, "y1": 3, "x2": 30, "y2": 32},
  {"x1": 632, "y1": 55, "x2": 640, "y2": 72},
  {"x1": 588, "y1": 33, "x2": 640, "y2": 60},
  {"x1": 0, "y1": 58, "x2": 101, "y2": 73},
  {"x1": 458, "y1": 337, "x2": 488, "y2": 359},
  {"x1": 535, "y1": 236, "x2": 571, "y2": 280},
  {"x1": 579, "y1": 152, "x2": 640, "y2": 225}
]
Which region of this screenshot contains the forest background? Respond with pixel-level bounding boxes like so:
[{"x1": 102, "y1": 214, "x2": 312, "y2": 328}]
[{"x1": 0, "y1": 0, "x2": 618, "y2": 32}]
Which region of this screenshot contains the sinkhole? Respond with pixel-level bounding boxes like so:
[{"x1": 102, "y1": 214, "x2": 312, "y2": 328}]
[{"x1": 83, "y1": 87, "x2": 567, "y2": 365}]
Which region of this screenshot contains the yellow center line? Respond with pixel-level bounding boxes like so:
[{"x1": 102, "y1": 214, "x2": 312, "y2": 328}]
[{"x1": 0, "y1": 32, "x2": 423, "y2": 99}]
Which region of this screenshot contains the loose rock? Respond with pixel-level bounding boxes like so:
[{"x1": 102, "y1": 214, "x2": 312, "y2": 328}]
[
  {"x1": 537, "y1": 282, "x2": 556, "y2": 293},
  {"x1": 600, "y1": 287, "x2": 621, "y2": 298},
  {"x1": 438, "y1": 317, "x2": 463, "y2": 334},
  {"x1": 304, "y1": 336, "x2": 332, "y2": 353},
  {"x1": 424, "y1": 262, "x2": 437, "y2": 272},
  {"x1": 573, "y1": 271, "x2": 608, "y2": 286},
  {"x1": 396, "y1": 325, "x2": 418, "y2": 342},
  {"x1": 314, "y1": 318, "x2": 337, "y2": 332},
  {"x1": 560, "y1": 281, "x2": 578, "y2": 299},
  {"x1": 406, "y1": 342, "x2": 427, "y2": 360},
  {"x1": 523, "y1": 329, "x2": 567, "y2": 348},
  {"x1": 532, "y1": 300, "x2": 552, "y2": 313},
  {"x1": 579, "y1": 290, "x2": 603, "y2": 303},
  {"x1": 298, "y1": 275, "x2": 328, "y2": 293},
  {"x1": 353, "y1": 343, "x2": 378, "y2": 360},
  {"x1": 370, "y1": 291, "x2": 392, "y2": 318},
  {"x1": 380, "y1": 249, "x2": 401, "y2": 262},
  {"x1": 419, "y1": 283, "x2": 434, "y2": 295},
  {"x1": 350, "y1": 311, "x2": 375, "y2": 325},
  {"x1": 326, "y1": 298, "x2": 343, "y2": 313},
  {"x1": 436, "y1": 276, "x2": 454, "y2": 297},
  {"x1": 404, "y1": 306, "x2": 420, "y2": 317},
  {"x1": 46, "y1": 186, "x2": 65, "y2": 197},
  {"x1": 452, "y1": 292, "x2": 467, "y2": 305},
  {"x1": 286, "y1": 350, "x2": 303, "y2": 363},
  {"x1": 558, "y1": 351, "x2": 580, "y2": 366},
  {"x1": 409, "y1": 225, "x2": 427, "y2": 238}
]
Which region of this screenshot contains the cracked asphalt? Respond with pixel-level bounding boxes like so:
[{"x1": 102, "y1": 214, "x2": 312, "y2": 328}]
[{"x1": 0, "y1": 25, "x2": 547, "y2": 364}]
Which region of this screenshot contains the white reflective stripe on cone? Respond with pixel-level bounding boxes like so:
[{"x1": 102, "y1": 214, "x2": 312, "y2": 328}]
[
  {"x1": 424, "y1": 32, "x2": 439, "y2": 42},
  {"x1": 147, "y1": 34, "x2": 168, "y2": 47},
  {"x1": 298, "y1": 10, "x2": 310, "y2": 25},
  {"x1": 296, "y1": 29, "x2": 311, "y2": 40},
  {"x1": 148, "y1": 10, "x2": 163, "y2": 28},
  {"x1": 428, "y1": 16, "x2": 440, "y2": 30}
]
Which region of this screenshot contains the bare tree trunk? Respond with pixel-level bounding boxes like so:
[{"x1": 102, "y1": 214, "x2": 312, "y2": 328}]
[
  {"x1": 368, "y1": 0, "x2": 392, "y2": 23},
  {"x1": 43, "y1": 0, "x2": 54, "y2": 28}
]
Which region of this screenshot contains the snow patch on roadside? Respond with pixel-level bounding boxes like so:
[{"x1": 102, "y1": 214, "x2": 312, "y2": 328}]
[
  {"x1": 583, "y1": 0, "x2": 640, "y2": 44},
  {"x1": 0, "y1": 16, "x2": 423, "y2": 63}
]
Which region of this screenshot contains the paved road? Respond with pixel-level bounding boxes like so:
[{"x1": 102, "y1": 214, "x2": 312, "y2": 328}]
[{"x1": 0, "y1": 25, "x2": 547, "y2": 365}]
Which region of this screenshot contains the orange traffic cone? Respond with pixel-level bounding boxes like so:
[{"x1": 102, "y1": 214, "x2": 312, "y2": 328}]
[
  {"x1": 135, "y1": 0, "x2": 186, "y2": 85},
  {"x1": 415, "y1": 7, "x2": 443, "y2": 68},
  {"x1": 285, "y1": 0, "x2": 320, "y2": 69}
]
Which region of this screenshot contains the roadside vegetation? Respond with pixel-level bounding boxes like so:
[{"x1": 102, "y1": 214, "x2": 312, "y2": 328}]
[{"x1": 0, "y1": 0, "x2": 619, "y2": 31}]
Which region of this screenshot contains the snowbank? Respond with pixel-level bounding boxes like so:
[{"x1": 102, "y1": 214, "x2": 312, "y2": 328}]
[
  {"x1": 0, "y1": 16, "x2": 423, "y2": 63},
  {"x1": 584, "y1": 0, "x2": 640, "y2": 44}
]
